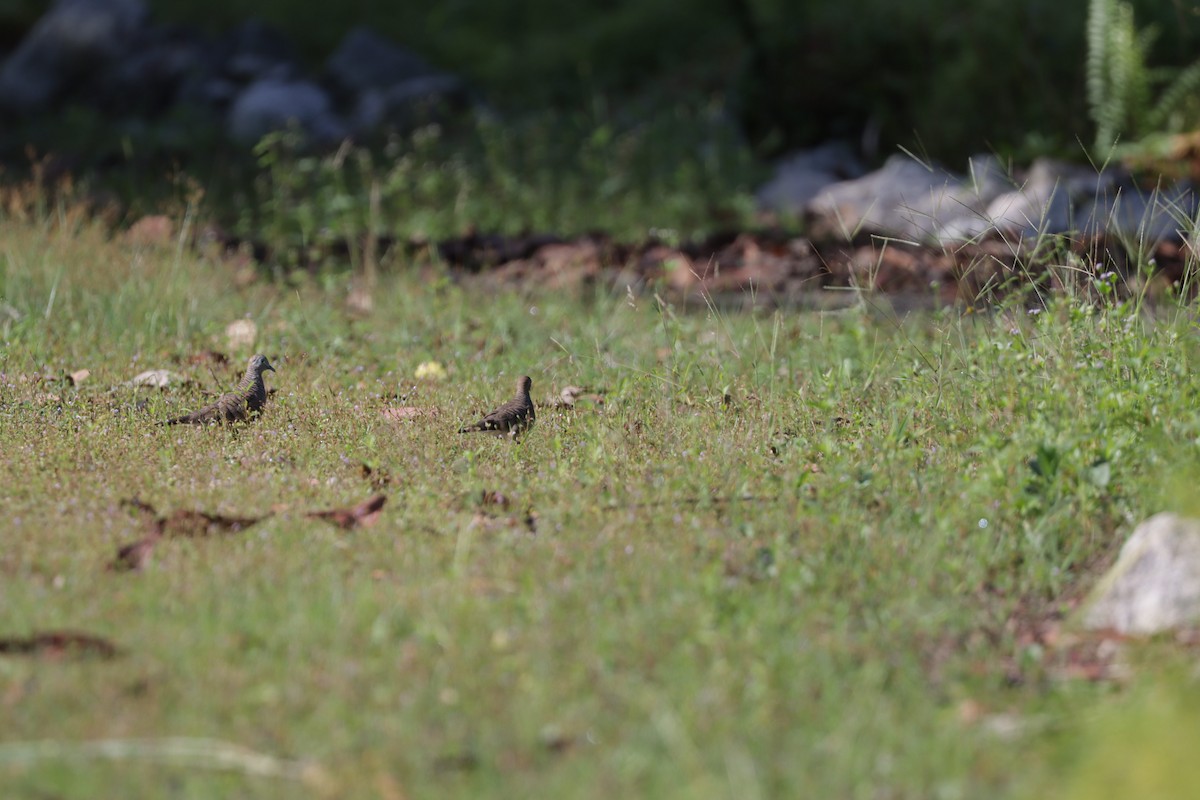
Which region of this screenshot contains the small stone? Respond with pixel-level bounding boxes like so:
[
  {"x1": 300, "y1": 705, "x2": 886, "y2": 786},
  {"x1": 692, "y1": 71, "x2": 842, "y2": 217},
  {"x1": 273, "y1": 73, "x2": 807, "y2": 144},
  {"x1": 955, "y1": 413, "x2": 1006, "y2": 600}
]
[
  {"x1": 1082, "y1": 512, "x2": 1200, "y2": 635},
  {"x1": 128, "y1": 369, "x2": 187, "y2": 388},
  {"x1": 226, "y1": 318, "x2": 257, "y2": 350}
]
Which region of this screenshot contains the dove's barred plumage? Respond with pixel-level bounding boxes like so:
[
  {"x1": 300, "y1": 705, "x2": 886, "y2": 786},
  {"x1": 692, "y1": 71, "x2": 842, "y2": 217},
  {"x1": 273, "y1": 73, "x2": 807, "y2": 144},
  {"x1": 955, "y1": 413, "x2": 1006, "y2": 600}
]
[
  {"x1": 458, "y1": 375, "x2": 536, "y2": 440},
  {"x1": 163, "y1": 354, "x2": 275, "y2": 425}
]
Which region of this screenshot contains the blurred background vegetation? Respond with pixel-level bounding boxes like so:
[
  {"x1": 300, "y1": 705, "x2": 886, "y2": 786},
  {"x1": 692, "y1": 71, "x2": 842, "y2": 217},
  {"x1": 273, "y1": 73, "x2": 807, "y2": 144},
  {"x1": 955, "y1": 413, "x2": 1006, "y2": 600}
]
[
  {"x1": 1, "y1": 0, "x2": 1199, "y2": 161},
  {"x1": 2, "y1": 0, "x2": 1200, "y2": 245}
]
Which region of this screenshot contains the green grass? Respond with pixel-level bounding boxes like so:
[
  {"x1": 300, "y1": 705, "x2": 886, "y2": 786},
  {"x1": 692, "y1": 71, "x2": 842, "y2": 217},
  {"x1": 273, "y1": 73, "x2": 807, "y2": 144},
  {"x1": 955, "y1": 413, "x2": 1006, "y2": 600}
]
[{"x1": 2, "y1": 214, "x2": 1200, "y2": 798}]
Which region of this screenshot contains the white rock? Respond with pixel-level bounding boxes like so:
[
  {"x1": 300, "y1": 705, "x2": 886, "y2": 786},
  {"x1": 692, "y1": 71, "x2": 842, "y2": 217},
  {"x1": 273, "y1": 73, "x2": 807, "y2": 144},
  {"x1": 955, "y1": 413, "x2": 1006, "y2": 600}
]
[
  {"x1": 225, "y1": 318, "x2": 258, "y2": 349},
  {"x1": 977, "y1": 184, "x2": 1072, "y2": 241},
  {"x1": 127, "y1": 369, "x2": 187, "y2": 388},
  {"x1": 1083, "y1": 512, "x2": 1200, "y2": 635},
  {"x1": 938, "y1": 159, "x2": 1126, "y2": 244},
  {"x1": 807, "y1": 153, "x2": 1010, "y2": 241}
]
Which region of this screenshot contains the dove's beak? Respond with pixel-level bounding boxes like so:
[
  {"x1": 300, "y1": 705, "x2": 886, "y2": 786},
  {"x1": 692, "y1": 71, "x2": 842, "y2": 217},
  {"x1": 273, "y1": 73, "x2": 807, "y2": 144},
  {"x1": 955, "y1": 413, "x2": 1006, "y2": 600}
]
[{"x1": 265, "y1": 361, "x2": 276, "y2": 372}]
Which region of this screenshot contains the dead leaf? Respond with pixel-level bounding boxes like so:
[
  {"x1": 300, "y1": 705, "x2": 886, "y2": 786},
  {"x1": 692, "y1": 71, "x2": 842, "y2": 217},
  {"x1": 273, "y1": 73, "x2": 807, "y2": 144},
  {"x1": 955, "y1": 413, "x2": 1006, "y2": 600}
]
[
  {"x1": 112, "y1": 498, "x2": 269, "y2": 571},
  {"x1": 347, "y1": 285, "x2": 374, "y2": 316},
  {"x1": 382, "y1": 406, "x2": 434, "y2": 422},
  {"x1": 551, "y1": 385, "x2": 605, "y2": 408},
  {"x1": 127, "y1": 369, "x2": 190, "y2": 389},
  {"x1": 121, "y1": 497, "x2": 268, "y2": 538},
  {"x1": 0, "y1": 631, "x2": 120, "y2": 659},
  {"x1": 109, "y1": 535, "x2": 160, "y2": 572},
  {"x1": 160, "y1": 509, "x2": 266, "y2": 538},
  {"x1": 538, "y1": 724, "x2": 577, "y2": 754},
  {"x1": 186, "y1": 349, "x2": 229, "y2": 366},
  {"x1": 469, "y1": 508, "x2": 538, "y2": 535},
  {"x1": 957, "y1": 698, "x2": 986, "y2": 726},
  {"x1": 480, "y1": 490, "x2": 510, "y2": 509},
  {"x1": 306, "y1": 494, "x2": 387, "y2": 530},
  {"x1": 345, "y1": 460, "x2": 397, "y2": 490},
  {"x1": 125, "y1": 214, "x2": 174, "y2": 246}
]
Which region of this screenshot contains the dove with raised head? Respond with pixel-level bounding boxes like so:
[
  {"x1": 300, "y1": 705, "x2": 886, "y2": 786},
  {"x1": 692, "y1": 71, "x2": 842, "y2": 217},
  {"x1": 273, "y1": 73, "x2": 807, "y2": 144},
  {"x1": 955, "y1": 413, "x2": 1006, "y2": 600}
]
[
  {"x1": 458, "y1": 375, "x2": 536, "y2": 441},
  {"x1": 163, "y1": 353, "x2": 275, "y2": 425}
]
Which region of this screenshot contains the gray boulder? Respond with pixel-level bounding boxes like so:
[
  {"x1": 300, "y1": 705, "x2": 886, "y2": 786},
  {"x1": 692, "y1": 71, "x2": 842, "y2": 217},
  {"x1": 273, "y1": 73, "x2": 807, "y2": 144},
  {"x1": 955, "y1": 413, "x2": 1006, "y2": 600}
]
[
  {"x1": 89, "y1": 24, "x2": 211, "y2": 116},
  {"x1": 975, "y1": 184, "x2": 1072, "y2": 242},
  {"x1": 227, "y1": 78, "x2": 347, "y2": 145},
  {"x1": 1083, "y1": 512, "x2": 1200, "y2": 635},
  {"x1": 1076, "y1": 181, "x2": 1197, "y2": 244},
  {"x1": 325, "y1": 27, "x2": 467, "y2": 134},
  {"x1": 326, "y1": 26, "x2": 440, "y2": 95},
  {"x1": 807, "y1": 153, "x2": 1010, "y2": 241},
  {"x1": 921, "y1": 155, "x2": 1012, "y2": 242},
  {"x1": 987, "y1": 160, "x2": 1077, "y2": 238},
  {"x1": 175, "y1": 19, "x2": 302, "y2": 116},
  {"x1": 350, "y1": 74, "x2": 470, "y2": 133},
  {"x1": 0, "y1": 0, "x2": 149, "y2": 114},
  {"x1": 756, "y1": 142, "x2": 864, "y2": 213},
  {"x1": 960, "y1": 159, "x2": 1125, "y2": 243},
  {"x1": 220, "y1": 19, "x2": 301, "y2": 83}
]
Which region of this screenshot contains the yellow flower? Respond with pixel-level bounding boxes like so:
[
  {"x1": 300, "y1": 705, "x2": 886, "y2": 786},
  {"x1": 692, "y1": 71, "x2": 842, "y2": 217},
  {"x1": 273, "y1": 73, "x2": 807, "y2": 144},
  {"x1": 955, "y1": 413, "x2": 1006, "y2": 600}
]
[{"x1": 415, "y1": 361, "x2": 447, "y2": 381}]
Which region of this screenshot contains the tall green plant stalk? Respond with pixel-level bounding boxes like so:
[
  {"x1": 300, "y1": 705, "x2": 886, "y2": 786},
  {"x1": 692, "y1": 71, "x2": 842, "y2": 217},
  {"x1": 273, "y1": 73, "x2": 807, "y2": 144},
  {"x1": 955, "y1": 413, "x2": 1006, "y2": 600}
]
[{"x1": 1087, "y1": 0, "x2": 1200, "y2": 155}]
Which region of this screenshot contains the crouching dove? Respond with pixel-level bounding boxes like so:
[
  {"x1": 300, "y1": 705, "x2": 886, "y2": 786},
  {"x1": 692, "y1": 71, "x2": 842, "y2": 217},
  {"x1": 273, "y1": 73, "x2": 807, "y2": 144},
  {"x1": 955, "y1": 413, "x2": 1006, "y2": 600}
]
[
  {"x1": 163, "y1": 353, "x2": 275, "y2": 425},
  {"x1": 458, "y1": 375, "x2": 535, "y2": 441}
]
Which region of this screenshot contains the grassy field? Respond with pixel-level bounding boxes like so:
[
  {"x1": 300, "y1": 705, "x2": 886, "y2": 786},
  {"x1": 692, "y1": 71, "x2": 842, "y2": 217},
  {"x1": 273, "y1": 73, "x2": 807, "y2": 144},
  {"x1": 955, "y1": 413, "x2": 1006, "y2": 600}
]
[{"x1": 2, "y1": 211, "x2": 1200, "y2": 798}]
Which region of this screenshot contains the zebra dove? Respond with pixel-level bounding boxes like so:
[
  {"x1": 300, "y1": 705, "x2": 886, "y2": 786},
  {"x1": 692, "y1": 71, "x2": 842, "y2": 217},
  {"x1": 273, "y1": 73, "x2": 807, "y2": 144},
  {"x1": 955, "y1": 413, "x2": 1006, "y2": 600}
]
[
  {"x1": 458, "y1": 375, "x2": 536, "y2": 440},
  {"x1": 163, "y1": 353, "x2": 275, "y2": 425}
]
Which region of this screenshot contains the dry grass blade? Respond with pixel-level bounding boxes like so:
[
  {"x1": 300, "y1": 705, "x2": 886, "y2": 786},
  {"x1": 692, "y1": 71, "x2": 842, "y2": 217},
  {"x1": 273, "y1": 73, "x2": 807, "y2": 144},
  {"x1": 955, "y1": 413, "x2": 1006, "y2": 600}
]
[
  {"x1": 479, "y1": 490, "x2": 510, "y2": 509},
  {"x1": 0, "y1": 737, "x2": 330, "y2": 788},
  {"x1": 382, "y1": 406, "x2": 435, "y2": 422}
]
